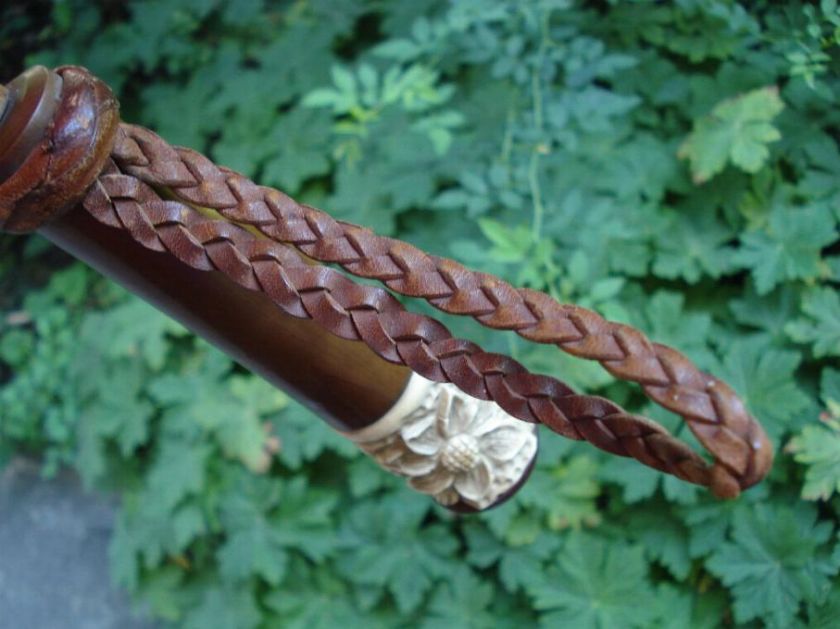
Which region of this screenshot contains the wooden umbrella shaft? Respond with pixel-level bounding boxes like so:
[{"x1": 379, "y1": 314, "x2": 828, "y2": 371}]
[{"x1": 40, "y1": 206, "x2": 411, "y2": 431}]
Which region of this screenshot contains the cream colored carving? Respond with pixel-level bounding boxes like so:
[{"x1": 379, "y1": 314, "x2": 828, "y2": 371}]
[{"x1": 343, "y1": 374, "x2": 538, "y2": 510}]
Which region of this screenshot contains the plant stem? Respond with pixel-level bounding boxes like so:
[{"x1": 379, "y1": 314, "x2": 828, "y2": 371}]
[{"x1": 529, "y1": 14, "x2": 549, "y2": 242}]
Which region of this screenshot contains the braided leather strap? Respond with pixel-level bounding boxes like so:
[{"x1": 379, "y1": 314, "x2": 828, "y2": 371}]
[
  {"x1": 105, "y1": 124, "x2": 773, "y2": 497},
  {"x1": 82, "y1": 162, "x2": 727, "y2": 491}
]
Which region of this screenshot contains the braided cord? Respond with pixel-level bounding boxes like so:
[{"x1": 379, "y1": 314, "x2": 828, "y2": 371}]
[
  {"x1": 83, "y1": 162, "x2": 726, "y2": 492},
  {"x1": 108, "y1": 124, "x2": 773, "y2": 496}
]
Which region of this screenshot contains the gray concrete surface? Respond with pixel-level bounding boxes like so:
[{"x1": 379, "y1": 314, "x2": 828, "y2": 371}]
[{"x1": 0, "y1": 457, "x2": 157, "y2": 629}]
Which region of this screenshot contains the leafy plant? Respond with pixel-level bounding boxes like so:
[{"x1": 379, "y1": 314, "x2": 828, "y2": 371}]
[
  {"x1": 789, "y1": 368, "x2": 840, "y2": 500},
  {"x1": 678, "y1": 87, "x2": 784, "y2": 183},
  {"x1": 1, "y1": 0, "x2": 840, "y2": 627}
]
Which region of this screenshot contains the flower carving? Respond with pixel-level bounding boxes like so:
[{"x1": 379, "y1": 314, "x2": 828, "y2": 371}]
[{"x1": 357, "y1": 379, "x2": 538, "y2": 510}]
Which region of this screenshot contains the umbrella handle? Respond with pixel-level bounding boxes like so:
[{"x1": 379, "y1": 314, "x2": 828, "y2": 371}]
[{"x1": 0, "y1": 65, "x2": 537, "y2": 512}]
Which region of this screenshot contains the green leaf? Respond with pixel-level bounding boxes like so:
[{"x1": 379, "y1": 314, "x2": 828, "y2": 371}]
[
  {"x1": 477, "y1": 218, "x2": 532, "y2": 263},
  {"x1": 220, "y1": 375, "x2": 286, "y2": 473},
  {"x1": 600, "y1": 457, "x2": 660, "y2": 503},
  {"x1": 627, "y1": 509, "x2": 693, "y2": 580},
  {"x1": 182, "y1": 584, "x2": 262, "y2": 629},
  {"x1": 146, "y1": 439, "x2": 210, "y2": 511},
  {"x1": 638, "y1": 290, "x2": 713, "y2": 367},
  {"x1": 679, "y1": 500, "x2": 738, "y2": 559},
  {"x1": 335, "y1": 495, "x2": 458, "y2": 613},
  {"x1": 679, "y1": 86, "x2": 784, "y2": 183},
  {"x1": 77, "y1": 360, "x2": 154, "y2": 469},
  {"x1": 715, "y1": 336, "x2": 810, "y2": 441},
  {"x1": 136, "y1": 567, "x2": 186, "y2": 622},
  {"x1": 110, "y1": 497, "x2": 205, "y2": 587},
  {"x1": 480, "y1": 505, "x2": 543, "y2": 547},
  {"x1": 270, "y1": 477, "x2": 338, "y2": 562},
  {"x1": 217, "y1": 475, "x2": 336, "y2": 585},
  {"x1": 734, "y1": 205, "x2": 836, "y2": 295},
  {"x1": 218, "y1": 493, "x2": 290, "y2": 585},
  {"x1": 651, "y1": 211, "x2": 736, "y2": 283},
  {"x1": 730, "y1": 285, "x2": 800, "y2": 341},
  {"x1": 79, "y1": 298, "x2": 187, "y2": 370},
  {"x1": 789, "y1": 368, "x2": 840, "y2": 500},
  {"x1": 272, "y1": 401, "x2": 358, "y2": 470},
  {"x1": 530, "y1": 533, "x2": 657, "y2": 629},
  {"x1": 332, "y1": 64, "x2": 356, "y2": 95},
  {"x1": 519, "y1": 455, "x2": 602, "y2": 530},
  {"x1": 263, "y1": 560, "x2": 377, "y2": 628},
  {"x1": 828, "y1": 255, "x2": 840, "y2": 282},
  {"x1": 824, "y1": 366, "x2": 840, "y2": 404},
  {"x1": 421, "y1": 565, "x2": 497, "y2": 629},
  {"x1": 786, "y1": 288, "x2": 840, "y2": 357},
  {"x1": 260, "y1": 108, "x2": 333, "y2": 193},
  {"x1": 464, "y1": 523, "x2": 560, "y2": 594},
  {"x1": 649, "y1": 584, "x2": 727, "y2": 629},
  {"x1": 706, "y1": 502, "x2": 840, "y2": 626},
  {"x1": 790, "y1": 416, "x2": 840, "y2": 501},
  {"x1": 806, "y1": 583, "x2": 840, "y2": 629},
  {"x1": 497, "y1": 534, "x2": 561, "y2": 595}
]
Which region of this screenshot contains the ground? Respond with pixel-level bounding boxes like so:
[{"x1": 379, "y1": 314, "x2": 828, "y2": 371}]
[{"x1": 0, "y1": 457, "x2": 155, "y2": 629}]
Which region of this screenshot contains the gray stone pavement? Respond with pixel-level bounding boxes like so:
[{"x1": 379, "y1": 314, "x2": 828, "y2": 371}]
[{"x1": 0, "y1": 457, "x2": 157, "y2": 629}]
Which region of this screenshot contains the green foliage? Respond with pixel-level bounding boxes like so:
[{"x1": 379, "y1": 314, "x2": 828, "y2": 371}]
[
  {"x1": 2, "y1": 0, "x2": 840, "y2": 627},
  {"x1": 679, "y1": 87, "x2": 784, "y2": 183},
  {"x1": 790, "y1": 415, "x2": 840, "y2": 501},
  {"x1": 789, "y1": 368, "x2": 840, "y2": 500},
  {"x1": 531, "y1": 533, "x2": 657, "y2": 629},
  {"x1": 335, "y1": 496, "x2": 459, "y2": 613},
  {"x1": 706, "y1": 503, "x2": 840, "y2": 626},
  {"x1": 786, "y1": 288, "x2": 840, "y2": 357},
  {"x1": 734, "y1": 202, "x2": 837, "y2": 295},
  {"x1": 714, "y1": 337, "x2": 810, "y2": 440}
]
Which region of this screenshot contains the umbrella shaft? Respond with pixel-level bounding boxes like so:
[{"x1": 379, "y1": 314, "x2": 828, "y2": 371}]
[{"x1": 40, "y1": 205, "x2": 412, "y2": 431}]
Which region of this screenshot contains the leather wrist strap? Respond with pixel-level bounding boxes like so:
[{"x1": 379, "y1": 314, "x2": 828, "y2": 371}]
[{"x1": 1, "y1": 66, "x2": 774, "y2": 498}]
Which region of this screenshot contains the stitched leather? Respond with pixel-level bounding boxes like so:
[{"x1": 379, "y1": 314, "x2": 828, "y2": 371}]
[
  {"x1": 0, "y1": 66, "x2": 118, "y2": 232},
  {"x1": 0, "y1": 65, "x2": 774, "y2": 497}
]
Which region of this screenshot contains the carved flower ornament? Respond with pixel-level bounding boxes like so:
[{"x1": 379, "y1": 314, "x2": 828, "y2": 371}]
[{"x1": 357, "y1": 381, "x2": 538, "y2": 510}]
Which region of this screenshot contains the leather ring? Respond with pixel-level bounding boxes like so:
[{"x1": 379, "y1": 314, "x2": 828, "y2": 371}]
[
  {"x1": 0, "y1": 65, "x2": 119, "y2": 233},
  {"x1": 0, "y1": 66, "x2": 62, "y2": 183}
]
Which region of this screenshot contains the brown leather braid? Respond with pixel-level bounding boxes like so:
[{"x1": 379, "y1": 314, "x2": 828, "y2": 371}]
[
  {"x1": 82, "y1": 161, "x2": 724, "y2": 491},
  {"x1": 107, "y1": 123, "x2": 773, "y2": 497}
]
